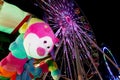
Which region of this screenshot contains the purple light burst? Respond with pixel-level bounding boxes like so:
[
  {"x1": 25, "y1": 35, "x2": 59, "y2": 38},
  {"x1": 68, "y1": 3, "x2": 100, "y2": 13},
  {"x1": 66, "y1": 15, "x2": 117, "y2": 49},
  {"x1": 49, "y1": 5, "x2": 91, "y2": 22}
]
[
  {"x1": 34, "y1": 0, "x2": 118, "y2": 80},
  {"x1": 36, "y1": 0, "x2": 101, "y2": 79}
]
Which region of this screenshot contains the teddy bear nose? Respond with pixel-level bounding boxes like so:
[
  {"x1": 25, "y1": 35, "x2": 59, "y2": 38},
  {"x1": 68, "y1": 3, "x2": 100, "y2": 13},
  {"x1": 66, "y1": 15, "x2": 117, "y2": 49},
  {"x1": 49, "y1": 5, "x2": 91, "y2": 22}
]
[{"x1": 37, "y1": 47, "x2": 45, "y2": 56}]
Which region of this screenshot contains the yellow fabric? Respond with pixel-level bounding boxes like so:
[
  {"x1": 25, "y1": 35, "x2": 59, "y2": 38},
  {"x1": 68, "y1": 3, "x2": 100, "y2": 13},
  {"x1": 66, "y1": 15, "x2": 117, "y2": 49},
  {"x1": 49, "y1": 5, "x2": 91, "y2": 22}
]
[
  {"x1": 19, "y1": 22, "x2": 28, "y2": 33},
  {"x1": 48, "y1": 61, "x2": 58, "y2": 71}
]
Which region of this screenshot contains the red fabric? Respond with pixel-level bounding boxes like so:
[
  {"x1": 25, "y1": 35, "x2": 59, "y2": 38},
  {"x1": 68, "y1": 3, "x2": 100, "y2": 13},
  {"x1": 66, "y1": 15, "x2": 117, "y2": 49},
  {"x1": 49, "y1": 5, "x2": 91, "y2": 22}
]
[{"x1": 39, "y1": 61, "x2": 49, "y2": 72}]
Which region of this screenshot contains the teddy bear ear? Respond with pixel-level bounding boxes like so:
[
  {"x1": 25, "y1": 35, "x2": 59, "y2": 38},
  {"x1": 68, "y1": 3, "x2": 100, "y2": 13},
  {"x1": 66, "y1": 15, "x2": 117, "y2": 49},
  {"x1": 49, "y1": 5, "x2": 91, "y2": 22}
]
[
  {"x1": 19, "y1": 22, "x2": 28, "y2": 34},
  {"x1": 27, "y1": 18, "x2": 44, "y2": 26}
]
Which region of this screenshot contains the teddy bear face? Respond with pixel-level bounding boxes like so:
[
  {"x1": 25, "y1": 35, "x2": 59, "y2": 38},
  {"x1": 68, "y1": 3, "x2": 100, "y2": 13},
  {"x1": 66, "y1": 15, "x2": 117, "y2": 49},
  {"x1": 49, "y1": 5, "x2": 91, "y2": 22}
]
[{"x1": 24, "y1": 33, "x2": 54, "y2": 59}]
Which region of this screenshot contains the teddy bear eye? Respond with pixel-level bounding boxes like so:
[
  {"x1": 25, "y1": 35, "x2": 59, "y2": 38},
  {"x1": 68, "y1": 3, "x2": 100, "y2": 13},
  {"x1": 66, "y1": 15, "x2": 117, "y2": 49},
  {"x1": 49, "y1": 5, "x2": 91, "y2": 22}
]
[
  {"x1": 47, "y1": 46, "x2": 50, "y2": 48},
  {"x1": 44, "y1": 40, "x2": 47, "y2": 43}
]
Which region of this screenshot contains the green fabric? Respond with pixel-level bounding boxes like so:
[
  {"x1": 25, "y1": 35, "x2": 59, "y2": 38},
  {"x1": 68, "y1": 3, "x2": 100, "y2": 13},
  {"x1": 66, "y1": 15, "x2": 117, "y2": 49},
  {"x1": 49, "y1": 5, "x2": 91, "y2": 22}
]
[
  {"x1": 46, "y1": 60, "x2": 54, "y2": 66},
  {"x1": 0, "y1": 76, "x2": 9, "y2": 80},
  {"x1": 51, "y1": 69, "x2": 60, "y2": 76},
  {"x1": 9, "y1": 34, "x2": 27, "y2": 59}
]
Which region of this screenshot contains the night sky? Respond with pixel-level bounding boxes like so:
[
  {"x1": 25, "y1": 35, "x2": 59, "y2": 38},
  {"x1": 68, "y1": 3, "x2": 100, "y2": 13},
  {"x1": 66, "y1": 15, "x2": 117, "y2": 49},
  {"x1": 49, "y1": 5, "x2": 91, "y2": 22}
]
[
  {"x1": 78, "y1": 0, "x2": 120, "y2": 79},
  {"x1": 76, "y1": 0, "x2": 119, "y2": 54},
  {"x1": 2, "y1": 0, "x2": 120, "y2": 79},
  {"x1": 77, "y1": 0, "x2": 120, "y2": 59}
]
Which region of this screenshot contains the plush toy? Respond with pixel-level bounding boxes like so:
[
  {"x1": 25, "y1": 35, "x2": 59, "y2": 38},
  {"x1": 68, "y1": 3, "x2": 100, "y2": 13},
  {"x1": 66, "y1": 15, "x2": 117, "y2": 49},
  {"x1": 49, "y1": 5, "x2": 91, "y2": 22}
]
[{"x1": 0, "y1": 18, "x2": 60, "y2": 80}]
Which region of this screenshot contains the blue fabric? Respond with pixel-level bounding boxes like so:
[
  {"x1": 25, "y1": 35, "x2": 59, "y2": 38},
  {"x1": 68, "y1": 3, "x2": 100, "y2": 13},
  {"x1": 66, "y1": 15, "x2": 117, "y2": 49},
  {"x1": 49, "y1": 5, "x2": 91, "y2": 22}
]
[{"x1": 16, "y1": 59, "x2": 42, "y2": 80}]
